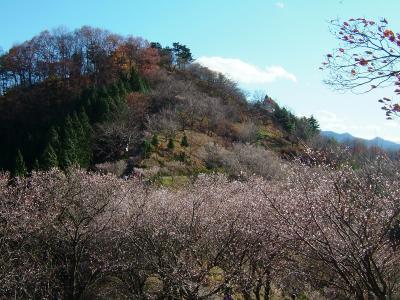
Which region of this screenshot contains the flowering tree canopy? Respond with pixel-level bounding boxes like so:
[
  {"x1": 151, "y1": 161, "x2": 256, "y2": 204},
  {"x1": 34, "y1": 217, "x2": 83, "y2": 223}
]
[{"x1": 1, "y1": 161, "x2": 400, "y2": 299}]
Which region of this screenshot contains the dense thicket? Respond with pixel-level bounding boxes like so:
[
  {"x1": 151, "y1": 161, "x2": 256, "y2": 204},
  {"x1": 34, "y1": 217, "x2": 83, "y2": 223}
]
[{"x1": 1, "y1": 156, "x2": 400, "y2": 299}]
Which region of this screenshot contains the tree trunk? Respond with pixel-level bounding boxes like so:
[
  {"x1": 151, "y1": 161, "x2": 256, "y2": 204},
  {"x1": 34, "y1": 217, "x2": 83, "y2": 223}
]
[
  {"x1": 264, "y1": 280, "x2": 271, "y2": 300},
  {"x1": 254, "y1": 283, "x2": 262, "y2": 300},
  {"x1": 355, "y1": 291, "x2": 364, "y2": 300},
  {"x1": 243, "y1": 290, "x2": 252, "y2": 300}
]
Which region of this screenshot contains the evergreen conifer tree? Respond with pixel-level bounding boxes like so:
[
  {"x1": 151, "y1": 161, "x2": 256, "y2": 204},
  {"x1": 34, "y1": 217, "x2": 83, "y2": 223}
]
[
  {"x1": 41, "y1": 143, "x2": 58, "y2": 170},
  {"x1": 77, "y1": 110, "x2": 93, "y2": 167},
  {"x1": 33, "y1": 158, "x2": 40, "y2": 171},
  {"x1": 47, "y1": 126, "x2": 61, "y2": 157},
  {"x1": 79, "y1": 109, "x2": 92, "y2": 136},
  {"x1": 180, "y1": 135, "x2": 189, "y2": 147},
  {"x1": 72, "y1": 112, "x2": 86, "y2": 166},
  {"x1": 117, "y1": 80, "x2": 128, "y2": 96},
  {"x1": 308, "y1": 115, "x2": 320, "y2": 135},
  {"x1": 109, "y1": 83, "x2": 119, "y2": 97},
  {"x1": 14, "y1": 149, "x2": 27, "y2": 176},
  {"x1": 98, "y1": 86, "x2": 109, "y2": 98},
  {"x1": 107, "y1": 96, "x2": 117, "y2": 113},
  {"x1": 96, "y1": 97, "x2": 110, "y2": 121},
  {"x1": 129, "y1": 68, "x2": 141, "y2": 91},
  {"x1": 167, "y1": 138, "x2": 175, "y2": 150},
  {"x1": 139, "y1": 77, "x2": 148, "y2": 93},
  {"x1": 83, "y1": 95, "x2": 94, "y2": 120},
  {"x1": 151, "y1": 133, "x2": 159, "y2": 147},
  {"x1": 141, "y1": 140, "x2": 153, "y2": 158},
  {"x1": 274, "y1": 107, "x2": 295, "y2": 134},
  {"x1": 60, "y1": 115, "x2": 78, "y2": 168}
]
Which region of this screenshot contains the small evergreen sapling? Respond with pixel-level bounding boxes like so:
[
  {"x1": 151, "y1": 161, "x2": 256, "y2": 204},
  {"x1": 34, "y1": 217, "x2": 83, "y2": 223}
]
[
  {"x1": 181, "y1": 134, "x2": 189, "y2": 147},
  {"x1": 167, "y1": 138, "x2": 175, "y2": 150},
  {"x1": 141, "y1": 140, "x2": 153, "y2": 158},
  {"x1": 41, "y1": 143, "x2": 59, "y2": 170},
  {"x1": 151, "y1": 133, "x2": 159, "y2": 147}
]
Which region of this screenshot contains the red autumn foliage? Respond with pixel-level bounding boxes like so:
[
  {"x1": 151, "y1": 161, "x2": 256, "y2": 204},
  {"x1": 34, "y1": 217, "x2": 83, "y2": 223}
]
[{"x1": 322, "y1": 18, "x2": 400, "y2": 118}]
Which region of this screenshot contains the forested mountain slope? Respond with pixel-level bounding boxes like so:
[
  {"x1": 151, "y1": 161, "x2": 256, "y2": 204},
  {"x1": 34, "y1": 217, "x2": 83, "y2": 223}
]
[{"x1": 0, "y1": 26, "x2": 320, "y2": 178}]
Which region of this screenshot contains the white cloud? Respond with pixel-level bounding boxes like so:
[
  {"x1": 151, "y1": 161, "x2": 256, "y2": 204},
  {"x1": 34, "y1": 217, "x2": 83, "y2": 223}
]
[
  {"x1": 195, "y1": 56, "x2": 296, "y2": 85},
  {"x1": 275, "y1": 2, "x2": 285, "y2": 9},
  {"x1": 314, "y1": 110, "x2": 348, "y2": 132}
]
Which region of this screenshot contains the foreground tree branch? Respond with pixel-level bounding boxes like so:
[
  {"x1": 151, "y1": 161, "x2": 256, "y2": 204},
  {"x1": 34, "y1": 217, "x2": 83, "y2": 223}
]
[{"x1": 322, "y1": 18, "x2": 400, "y2": 119}]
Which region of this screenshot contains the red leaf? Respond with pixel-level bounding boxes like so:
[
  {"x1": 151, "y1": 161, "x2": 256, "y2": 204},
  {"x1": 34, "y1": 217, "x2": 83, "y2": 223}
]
[
  {"x1": 384, "y1": 29, "x2": 394, "y2": 37},
  {"x1": 393, "y1": 104, "x2": 400, "y2": 112}
]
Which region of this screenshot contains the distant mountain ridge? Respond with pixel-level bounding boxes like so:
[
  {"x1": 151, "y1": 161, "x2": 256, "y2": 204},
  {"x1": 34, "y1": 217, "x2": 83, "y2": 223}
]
[{"x1": 321, "y1": 131, "x2": 400, "y2": 151}]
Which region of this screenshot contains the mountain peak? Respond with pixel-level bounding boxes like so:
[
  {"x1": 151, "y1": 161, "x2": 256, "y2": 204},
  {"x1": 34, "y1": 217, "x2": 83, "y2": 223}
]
[{"x1": 321, "y1": 131, "x2": 400, "y2": 151}]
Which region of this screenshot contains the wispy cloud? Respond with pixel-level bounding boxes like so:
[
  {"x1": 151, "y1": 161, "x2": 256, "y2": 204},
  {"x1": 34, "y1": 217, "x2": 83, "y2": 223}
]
[
  {"x1": 314, "y1": 110, "x2": 348, "y2": 132},
  {"x1": 196, "y1": 56, "x2": 296, "y2": 85},
  {"x1": 275, "y1": 2, "x2": 285, "y2": 9}
]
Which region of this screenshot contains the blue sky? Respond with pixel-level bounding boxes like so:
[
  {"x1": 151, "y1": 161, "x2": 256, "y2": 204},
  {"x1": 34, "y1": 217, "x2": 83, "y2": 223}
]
[{"x1": 2, "y1": 0, "x2": 400, "y2": 141}]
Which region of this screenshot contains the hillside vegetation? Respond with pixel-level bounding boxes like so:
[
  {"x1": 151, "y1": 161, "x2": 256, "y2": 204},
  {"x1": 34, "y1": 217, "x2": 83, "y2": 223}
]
[{"x1": 0, "y1": 26, "x2": 320, "y2": 178}]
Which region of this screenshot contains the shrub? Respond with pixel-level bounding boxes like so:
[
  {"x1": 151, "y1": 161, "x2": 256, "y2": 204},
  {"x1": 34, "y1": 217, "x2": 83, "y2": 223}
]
[
  {"x1": 141, "y1": 140, "x2": 154, "y2": 158},
  {"x1": 201, "y1": 142, "x2": 283, "y2": 180},
  {"x1": 167, "y1": 138, "x2": 175, "y2": 150},
  {"x1": 234, "y1": 122, "x2": 259, "y2": 143},
  {"x1": 147, "y1": 109, "x2": 179, "y2": 139},
  {"x1": 151, "y1": 133, "x2": 159, "y2": 147},
  {"x1": 94, "y1": 160, "x2": 128, "y2": 177},
  {"x1": 180, "y1": 134, "x2": 189, "y2": 147}
]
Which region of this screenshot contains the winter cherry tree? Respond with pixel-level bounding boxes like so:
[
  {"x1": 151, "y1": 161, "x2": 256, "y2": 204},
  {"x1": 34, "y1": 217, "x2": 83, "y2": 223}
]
[
  {"x1": 117, "y1": 174, "x2": 283, "y2": 299},
  {"x1": 322, "y1": 18, "x2": 400, "y2": 118},
  {"x1": 0, "y1": 168, "x2": 130, "y2": 299},
  {"x1": 263, "y1": 158, "x2": 400, "y2": 299}
]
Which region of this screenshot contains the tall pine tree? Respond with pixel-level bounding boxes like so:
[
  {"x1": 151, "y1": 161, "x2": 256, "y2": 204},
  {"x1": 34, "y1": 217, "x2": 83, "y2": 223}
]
[
  {"x1": 129, "y1": 68, "x2": 142, "y2": 91},
  {"x1": 14, "y1": 149, "x2": 27, "y2": 176},
  {"x1": 78, "y1": 109, "x2": 93, "y2": 167},
  {"x1": 60, "y1": 115, "x2": 78, "y2": 169},
  {"x1": 47, "y1": 126, "x2": 61, "y2": 157},
  {"x1": 308, "y1": 115, "x2": 320, "y2": 135},
  {"x1": 41, "y1": 143, "x2": 58, "y2": 170}
]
